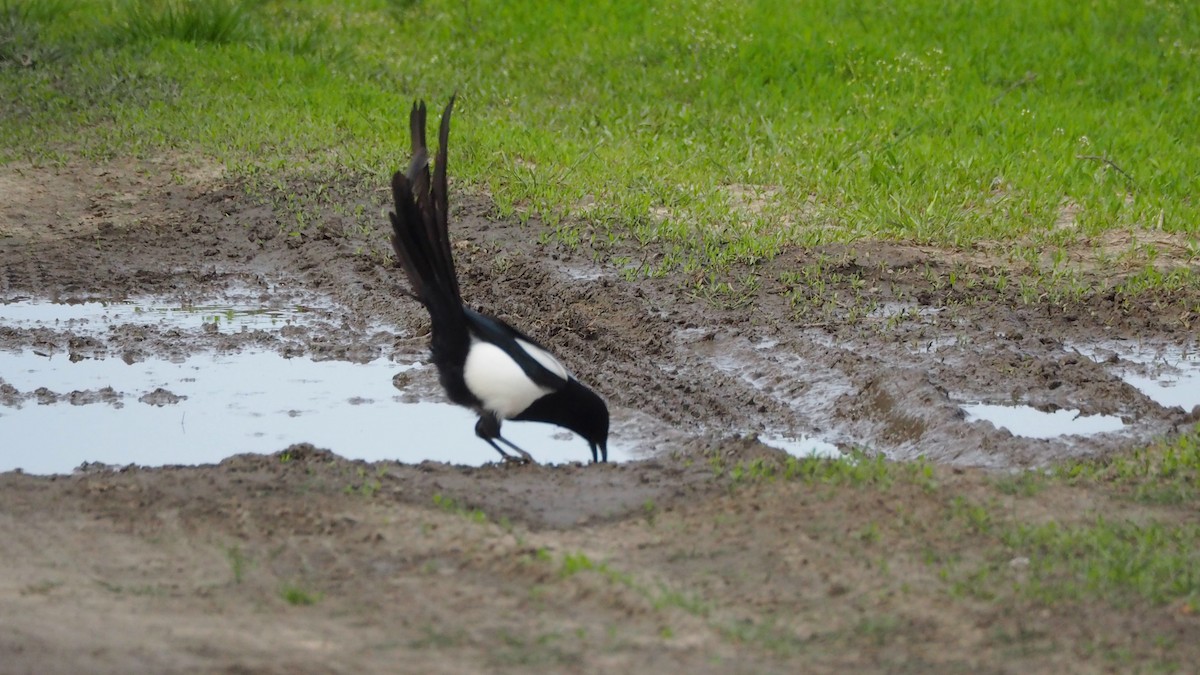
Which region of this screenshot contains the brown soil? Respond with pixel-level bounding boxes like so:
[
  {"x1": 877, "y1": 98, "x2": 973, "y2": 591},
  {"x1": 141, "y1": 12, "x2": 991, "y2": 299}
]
[{"x1": 1, "y1": 158, "x2": 1198, "y2": 673}]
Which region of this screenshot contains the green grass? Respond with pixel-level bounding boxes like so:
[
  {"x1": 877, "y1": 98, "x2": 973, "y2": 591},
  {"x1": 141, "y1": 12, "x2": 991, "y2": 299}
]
[
  {"x1": 1058, "y1": 425, "x2": 1200, "y2": 503},
  {"x1": 936, "y1": 496, "x2": 1200, "y2": 609},
  {"x1": 1002, "y1": 517, "x2": 1200, "y2": 606},
  {"x1": 0, "y1": 0, "x2": 69, "y2": 66},
  {"x1": 225, "y1": 544, "x2": 247, "y2": 584},
  {"x1": 559, "y1": 551, "x2": 599, "y2": 578},
  {"x1": 343, "y1": 466, "x2": 384, "y2": 497},
  {"x1": 431, "y1": 492, "x2": 489, "y2": 523},
  {"x1": 953, "y1": 430, "x2": 1200, "y2": 608},
  {"x1": 716, "y1": 447, "x2": 937, "y2": 489},
  {"x1": 2, "y1": 0, "x2": 1198, "y2": 278},
  {"x1": 279, "y1": 582, "x2": 320, "y2": 606}
]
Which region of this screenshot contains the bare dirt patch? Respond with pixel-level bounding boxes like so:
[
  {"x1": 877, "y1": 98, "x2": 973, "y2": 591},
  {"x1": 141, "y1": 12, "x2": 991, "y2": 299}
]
[{"x1": 2, "y1": 158, "x2": 1199, "y2": 672}]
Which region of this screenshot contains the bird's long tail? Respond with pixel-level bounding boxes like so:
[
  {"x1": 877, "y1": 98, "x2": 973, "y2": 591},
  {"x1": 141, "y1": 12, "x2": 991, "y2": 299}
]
[{"x1": 389, "y1": 97, "x2": 466, "y2": 348}]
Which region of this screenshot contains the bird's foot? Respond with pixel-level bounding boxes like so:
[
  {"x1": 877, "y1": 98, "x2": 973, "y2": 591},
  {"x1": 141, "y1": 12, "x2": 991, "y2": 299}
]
[
  {"x1": 492, "y1": 434, "x2": 537, "y2": 465},
  {"x1": 502, "y1": 449, "x2": 537, "y2": 465}
]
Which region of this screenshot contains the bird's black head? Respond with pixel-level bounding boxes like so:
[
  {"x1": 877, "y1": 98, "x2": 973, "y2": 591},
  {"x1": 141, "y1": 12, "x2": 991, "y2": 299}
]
[
  {"x1": 571, "y1": 379, "x2": 610, "y2": 463},
  {"x1": 514, "y1": 377, "x2": 609, "y2": 462}
]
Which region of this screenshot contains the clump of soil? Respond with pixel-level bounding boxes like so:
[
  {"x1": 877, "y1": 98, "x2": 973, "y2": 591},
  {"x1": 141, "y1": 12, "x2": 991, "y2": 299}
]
[{"x1": 138, "y1": 387, "x2": 186, "y2": 406}]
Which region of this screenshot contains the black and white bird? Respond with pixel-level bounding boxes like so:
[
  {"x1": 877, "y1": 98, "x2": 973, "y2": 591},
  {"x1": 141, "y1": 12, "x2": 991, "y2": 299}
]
[{"x1": 388, "y1": 97, "x2": 610, "y2": 464}]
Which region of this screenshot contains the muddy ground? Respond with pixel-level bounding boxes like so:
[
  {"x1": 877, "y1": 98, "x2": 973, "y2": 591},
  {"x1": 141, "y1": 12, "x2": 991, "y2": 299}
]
[{"x1": 1, "y1": 158, "x2": 1198, "y2": 673}]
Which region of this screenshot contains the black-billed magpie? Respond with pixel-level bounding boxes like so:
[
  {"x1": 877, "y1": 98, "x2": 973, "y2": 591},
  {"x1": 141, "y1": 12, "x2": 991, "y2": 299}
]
[{"x1": 388, "y1": 97, "x2": 610, "y2": 464}]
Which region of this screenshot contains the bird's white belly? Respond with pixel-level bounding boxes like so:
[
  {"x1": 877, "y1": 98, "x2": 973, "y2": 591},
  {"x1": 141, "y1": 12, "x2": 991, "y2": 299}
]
[{"x1": 463, "y1": 340, "x2": 553, "y2": 419}]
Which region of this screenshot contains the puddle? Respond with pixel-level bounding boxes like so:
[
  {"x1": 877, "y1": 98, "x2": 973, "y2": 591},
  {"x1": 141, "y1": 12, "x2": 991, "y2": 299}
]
[
  {"x1": 0, "y1": 298, "x2": 320, "y2": 334},
  {"x1": 760, "y1": 434, "x2": 842, "y2": 459},
  {"x1": 1122, "y1": 369, "x2": 1200, "y2": 410},
  {"x1": 1070, "y1": 343, "x2": 1200, "y2": 411},
  {"x1": 961, "y1": 403, "x2": 1124, "y2": 439},
  {"x1": 0, "y1": 349, "x2": 634, "y2": 474},
  {"x1": 560, "y1": 265, "x2": 606, "y2": 281}
]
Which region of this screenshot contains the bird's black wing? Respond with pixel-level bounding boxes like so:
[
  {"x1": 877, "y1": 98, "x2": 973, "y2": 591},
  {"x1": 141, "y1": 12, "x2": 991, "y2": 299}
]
[{"x1": 464, "y1": 308, "x2": 570, "y2": 392}]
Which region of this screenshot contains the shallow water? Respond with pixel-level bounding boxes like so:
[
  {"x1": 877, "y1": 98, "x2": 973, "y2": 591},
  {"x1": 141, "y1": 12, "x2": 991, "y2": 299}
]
[
  {"x1": 0, "y1": 297, "x2": 321, "y2": 334},
  {"x1": 1071, "y1": 342, "x2": 1200, "y2": 411},
  {"x1": 0, "y1": 349, "x2": 630, "y2": 474},
  {"x1": 961, "y1": 403, "x2": 1125, "y2": 439},
  {"x1": 0, "y1": 297, "x2": 641, "y2": 473},
  {"x1": 760, "y1": 434, "x2": 842, "y2": 459}
]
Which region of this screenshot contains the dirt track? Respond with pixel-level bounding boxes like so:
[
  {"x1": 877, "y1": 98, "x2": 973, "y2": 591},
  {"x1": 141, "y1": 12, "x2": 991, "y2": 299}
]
[{"x1": 2, "y1": 159, "x2": 1199, "y2": 672}]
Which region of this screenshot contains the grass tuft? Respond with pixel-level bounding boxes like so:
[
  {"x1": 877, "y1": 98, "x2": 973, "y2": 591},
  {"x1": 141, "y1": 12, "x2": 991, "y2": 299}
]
[
  {"x1": 0, "y1": 0, "x2": 71, "y2": 66},
  {"x1": 280, "y1": 582, "x2": 320, "y2": 606},
  {"x1": 432, "y1": 492, "x2": 489, "y2": 523},
  {"x1": 116, "y1": 0, "x2": 257, "y2": 46}
]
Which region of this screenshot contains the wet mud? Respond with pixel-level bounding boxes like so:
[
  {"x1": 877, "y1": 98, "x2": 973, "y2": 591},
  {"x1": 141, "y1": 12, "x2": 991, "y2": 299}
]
[{"x1": 3, "y1": 159, "x2": 1196, "y2": 472}]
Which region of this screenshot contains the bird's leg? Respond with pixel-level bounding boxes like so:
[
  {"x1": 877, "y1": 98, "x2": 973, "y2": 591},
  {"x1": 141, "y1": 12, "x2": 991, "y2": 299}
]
[
  {"x1": 481, "y1": 437, "x2": 525, "y2": 464},
  {"x1": 495, "y1": 435, "x2": 536, "y2": 464},
  {"x1": 475, "y1": 413, "x2": 536, "y2": 464}
]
